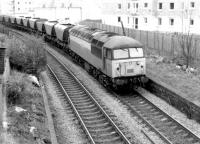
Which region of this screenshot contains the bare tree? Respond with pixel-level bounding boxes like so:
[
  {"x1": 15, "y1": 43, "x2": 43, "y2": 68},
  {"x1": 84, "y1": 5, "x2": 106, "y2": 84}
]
[{"x1": 178, "y1": 31, "x2": 195, "y2": 68}]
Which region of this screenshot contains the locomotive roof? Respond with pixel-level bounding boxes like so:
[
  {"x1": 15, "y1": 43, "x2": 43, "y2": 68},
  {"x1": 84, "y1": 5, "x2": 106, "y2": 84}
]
[{"x1": 103, "y1": 36, "x2": 143, "y2": 49}]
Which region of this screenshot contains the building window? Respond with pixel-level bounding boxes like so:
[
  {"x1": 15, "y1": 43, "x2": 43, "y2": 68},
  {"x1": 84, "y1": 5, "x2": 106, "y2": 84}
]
[
  {"x1": 133, "y1": 2, "x2": 139, "y2": 12},
  {"x1": 118, "y1": 16, "x2": 121, "y2": 22},
  {"x1": 158, "y1": 2, "x2": 162, "y2": 9},
  {"x1": 190, "y1": 2, "x2": 195, "y2": 8},
  {"x1": 18, "y1": 2, "x2": 20, "y2": 4},
  {"x1": 144, "y1": 17, "x2": 147, "y2": 23},
  {"x1": 170, "y1": 3, "x2": 174, "y2": 9},
  {"x1": 18, "y1": 8, "x2": 20, "y2": 10},
  {"x1": 29, "y1": 2, "x2": 31, "y2": 4},
  {"x1": 128, "y1": 17, "x2": 130, "y2": 24},
  {"x1": 136, "y1": 3, "x2": 139, "y2": 8},
  {"x1": 158, "y1": 18, "x2": 162, "y2": 25},
  {"x1": 118, "y1": 3, "x2": 121, "y2": 9},
  {"x1": 61, "y1": 3, "x2": 65, "y2": 8},
  {"x1": 144, "y1": 3, "x2": 148, "y2": 8},
  {"x1": 169, "y1": 18, "x2": 174, "y2": 25},
  {"x1": 128, "y1": 3, "x2": 130, "y2": 9},
  {"x1": 190, "y1": 19, "x2": 194, "y2": 25},
  {"x1": 135, "y1": 18, "x2": 138, "y2": 29}
]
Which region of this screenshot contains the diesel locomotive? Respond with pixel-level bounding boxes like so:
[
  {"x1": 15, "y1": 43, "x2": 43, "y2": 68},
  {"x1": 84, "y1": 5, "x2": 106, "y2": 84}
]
[{"x1": 0, "y1": 15, "x2": 147, "y2": 89}]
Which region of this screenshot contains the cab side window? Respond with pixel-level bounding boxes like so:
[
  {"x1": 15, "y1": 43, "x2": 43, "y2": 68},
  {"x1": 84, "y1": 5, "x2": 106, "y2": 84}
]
[{"x1": 106, "y1": 49, "x2": 112, "y2": 60}]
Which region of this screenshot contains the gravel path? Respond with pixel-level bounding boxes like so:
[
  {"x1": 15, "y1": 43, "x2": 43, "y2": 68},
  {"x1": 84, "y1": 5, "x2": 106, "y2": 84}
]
[
  {"x1": 46, "y1": 46, "x2": 163, "y2": 144},
  {"x1": 0, "y1": 132, "x2": 18, "y2": 144}
]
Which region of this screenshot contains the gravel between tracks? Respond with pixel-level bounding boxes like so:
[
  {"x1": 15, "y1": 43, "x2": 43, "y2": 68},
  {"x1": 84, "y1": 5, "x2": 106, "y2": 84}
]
[
  {"x1": 136, "y1": 87, "x2": 200, "y2": 138},
  {"x1": 46, "y1": 46, "x2": 166, "y2": 144}
]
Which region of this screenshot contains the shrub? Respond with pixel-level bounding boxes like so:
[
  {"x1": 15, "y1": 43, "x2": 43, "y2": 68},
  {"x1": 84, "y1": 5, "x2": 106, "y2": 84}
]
[
  {"x1": 5, "y1": 36, "x2": 46, "y2": 76},
  {"x1": 6, "y1": 71, "x2": 42, "y2": 106}
]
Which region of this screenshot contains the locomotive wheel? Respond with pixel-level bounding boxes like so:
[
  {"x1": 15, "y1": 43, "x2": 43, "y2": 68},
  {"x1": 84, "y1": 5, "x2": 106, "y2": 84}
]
[
  {"x1": 98, "y1": 75, "x2": 104, "y2": 85},
  {"x1": 92, "y1": 69, "x2": 98, "y2": 79}
]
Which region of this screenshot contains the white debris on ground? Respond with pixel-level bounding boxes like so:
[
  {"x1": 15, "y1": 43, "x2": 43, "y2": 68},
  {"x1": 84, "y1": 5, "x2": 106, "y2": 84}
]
[
  {"x1": 28, "y1": 75, "x2": 40, "y2": 87},
  {"x1": 2, "y1": 121, "x2": 8, "y2": 129},
  {"x1": 15, "y1": 106, "x2": 27, "y2": 113},
  {"x1": 29, "y1": 126, "x2": 36, "y2": 134},
  {"x1": 46, "y1": 47, "x2": 162, "y2": 144},
  {"x1": 149, "y1": 55, "x2": 171, "y2": 65},
  {"x1": 150, "y1": 54, "x2": 198, "y2": 75},
  {"x1": 175, "y1": 64, "x2": 198, "y2": 74}
]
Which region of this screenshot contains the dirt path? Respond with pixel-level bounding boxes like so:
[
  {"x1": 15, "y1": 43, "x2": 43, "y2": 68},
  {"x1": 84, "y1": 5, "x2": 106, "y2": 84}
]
[{"x1": 0, "y1": 58, "x2": 18, "y2": 144}]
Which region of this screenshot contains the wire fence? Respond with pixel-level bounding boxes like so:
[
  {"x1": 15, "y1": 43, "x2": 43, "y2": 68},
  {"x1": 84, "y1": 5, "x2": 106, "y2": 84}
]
[{"x1": 80, "y1": 22, "x2": 200, "y2": 63}]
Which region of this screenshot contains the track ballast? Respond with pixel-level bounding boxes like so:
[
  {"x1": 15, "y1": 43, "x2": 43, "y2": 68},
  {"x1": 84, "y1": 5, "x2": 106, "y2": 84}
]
[{"x1": 46, "y1": 49, "x2": 132, "y2": 144}]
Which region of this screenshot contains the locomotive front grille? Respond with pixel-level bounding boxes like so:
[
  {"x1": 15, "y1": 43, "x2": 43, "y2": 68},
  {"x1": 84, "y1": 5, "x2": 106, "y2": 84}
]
[{"x1": 127, "y1": 69, "x2": 134, "y2": 73}]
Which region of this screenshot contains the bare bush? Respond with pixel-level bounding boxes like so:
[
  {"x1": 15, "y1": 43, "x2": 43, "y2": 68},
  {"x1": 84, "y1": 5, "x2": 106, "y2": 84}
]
[
  {"x1": 5, "y1": 36, "x2": 46, "y2": 76},
  {"x1": 6, "y1": 71, "x2": 42, "y2": 106},
  {"x1": 178, "y1": 32, "x2": 196, "y2": 68}
]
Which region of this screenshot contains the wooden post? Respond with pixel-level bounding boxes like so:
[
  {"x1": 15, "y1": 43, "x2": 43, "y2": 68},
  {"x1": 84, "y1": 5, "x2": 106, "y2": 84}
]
[
  {"x1": 162, "y1": 34, "x2": 164, "y2": 56},
  {"x1": 171, "y1": 35, "x2": 174, "y2": 58},
  {"x1": 146, "y1": 31, "x2": 148, "y2": 49}
]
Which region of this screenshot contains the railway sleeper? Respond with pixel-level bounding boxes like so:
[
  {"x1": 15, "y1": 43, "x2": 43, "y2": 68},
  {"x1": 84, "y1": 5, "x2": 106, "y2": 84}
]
[
  {"x1": 92, "y1": 132, "x2": 120, "y2": 140},
  {"x1": 75, "y1": 104, "x2": 96, "y2": 110},
  {"x1": 95, "y1": 136, "x2": 122, "y2": 144},
  {"x1": 86, "y1": 122, "x2": 110, "y2": 129}
]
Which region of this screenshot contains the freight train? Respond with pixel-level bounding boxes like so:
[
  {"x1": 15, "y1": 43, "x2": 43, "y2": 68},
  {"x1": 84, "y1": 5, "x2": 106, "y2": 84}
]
[{"x1": 0, "y1": 15, "x2": 147, "y2": 90}]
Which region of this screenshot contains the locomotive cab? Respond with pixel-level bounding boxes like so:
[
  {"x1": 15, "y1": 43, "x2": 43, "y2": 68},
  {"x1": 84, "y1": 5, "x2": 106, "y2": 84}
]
[{"x1": 102, "y1": 36, "x2": 146, "y2": 85}]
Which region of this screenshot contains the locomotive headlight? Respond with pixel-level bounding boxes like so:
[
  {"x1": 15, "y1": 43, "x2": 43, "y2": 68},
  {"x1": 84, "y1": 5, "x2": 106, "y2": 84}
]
[{"x1": 115, "y1": 63, "x2": 121, "y2": 76}]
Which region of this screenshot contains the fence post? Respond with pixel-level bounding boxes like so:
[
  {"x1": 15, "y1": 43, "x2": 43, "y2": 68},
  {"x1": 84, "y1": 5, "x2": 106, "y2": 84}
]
[
  {"x1": 171, "y1": 35, "x2": 174, "y2": 58},
  {"x1": 146, "y1": 31, "x2": 148, "y2": 49},
  {"x1": 194, "y1": 39, "x2": 197, "y2": 61},
  {"x1": 154, "y1": 32, "x2": 155, "y2": 50},
  {"x1": 162, "y1": 34, "x2": 164, "y2": 56},
  {"x1": 157, "y1": 33, "x2": 160, "y2": 56},
  {"x1": 128, "y1": 28, "x2": 130, "y2": 37}
]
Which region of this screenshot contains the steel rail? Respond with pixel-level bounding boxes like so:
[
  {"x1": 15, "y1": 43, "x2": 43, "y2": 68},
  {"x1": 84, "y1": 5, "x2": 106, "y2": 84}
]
[
  {"x1": 115, "y1": 89, "x2": 200, "y2": 144},
  {"x1": 46, "y1": 49, "x2": 132, "y2": 144},
  {"x1": 47, "y1": 64, "x2": 96, "y2": 144},
  {"x1": 135, "y1": 87, "x2": 200, "y2": 142},
  {"x1": 116, "y1": 93, "x2": 172, "y2": 144}
]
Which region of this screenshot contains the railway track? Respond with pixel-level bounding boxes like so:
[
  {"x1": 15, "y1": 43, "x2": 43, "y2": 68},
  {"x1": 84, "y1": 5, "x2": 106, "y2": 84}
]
[
  {"x1": 46, "y1": 49, "x2": 132, "y2": 144},
  {"x1": 8, "y1": 28, "x2": 200, "y2": 144},
  {"x1": 117, "y1": 91, "x2": 200, "y2": 144}
]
